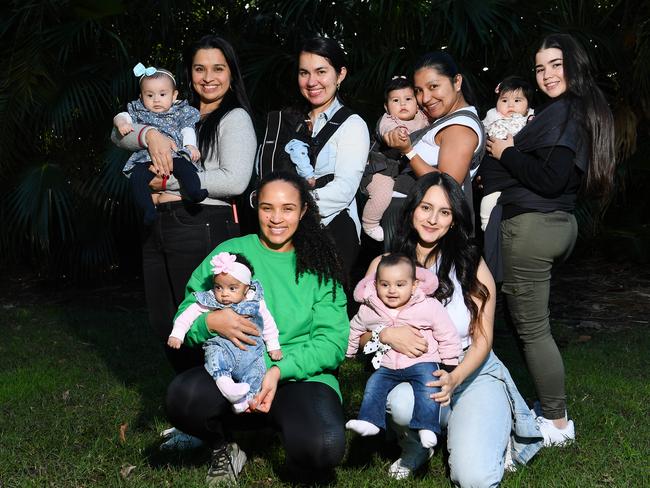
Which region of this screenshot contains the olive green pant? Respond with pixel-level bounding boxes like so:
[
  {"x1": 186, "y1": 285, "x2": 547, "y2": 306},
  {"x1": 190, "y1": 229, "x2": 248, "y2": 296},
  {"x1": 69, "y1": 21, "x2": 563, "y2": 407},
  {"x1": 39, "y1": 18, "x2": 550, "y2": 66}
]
[{"x1": 501, "y1": 211, "x2": 578, "y2": 420}]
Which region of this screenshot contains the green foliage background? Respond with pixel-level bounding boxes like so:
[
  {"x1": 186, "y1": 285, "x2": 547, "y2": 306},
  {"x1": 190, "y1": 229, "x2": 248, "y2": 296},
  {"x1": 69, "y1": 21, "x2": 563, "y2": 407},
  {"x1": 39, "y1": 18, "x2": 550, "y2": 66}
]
[{"x1": 2, "y1": 0, "x2": 648, "y2": 281}]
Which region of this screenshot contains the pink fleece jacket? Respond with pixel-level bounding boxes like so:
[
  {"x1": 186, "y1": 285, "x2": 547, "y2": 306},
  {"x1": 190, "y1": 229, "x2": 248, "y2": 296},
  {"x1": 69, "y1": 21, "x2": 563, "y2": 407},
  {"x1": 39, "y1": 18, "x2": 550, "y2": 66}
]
[{"x1": 347, "y1": 267, "x2": 461, "y2": 368}]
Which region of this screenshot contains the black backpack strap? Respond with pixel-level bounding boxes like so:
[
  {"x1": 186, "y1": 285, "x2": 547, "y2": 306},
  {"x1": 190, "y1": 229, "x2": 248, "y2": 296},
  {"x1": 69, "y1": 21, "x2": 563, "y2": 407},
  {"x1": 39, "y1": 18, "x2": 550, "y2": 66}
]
[
  {"x1": 309, "y1": 106, "x2": 355, "y2": 166},
  {"x1": 257, "y1": 111, "x2": 283, "y2": 176}
]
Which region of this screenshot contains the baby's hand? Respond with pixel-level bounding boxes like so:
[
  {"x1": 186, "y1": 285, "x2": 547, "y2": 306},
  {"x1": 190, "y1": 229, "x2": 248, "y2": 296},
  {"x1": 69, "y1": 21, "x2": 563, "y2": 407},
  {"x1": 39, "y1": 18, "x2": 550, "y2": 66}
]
[
  {"x1": 116, "y1": 121, "x2": 134, "y2": 136},
  {"x1": 307, "y1": 177, "x2": 316, "y2": 188},
  {"x1": 268, "y1": 349, "x2": 283, "y2": 361},
  {"x1": 397, "y1": 127, "x2": 409, "y2": 141},
  {"x1": 167, "y1": 337, "x2": 182, "y2": 349},
  {"x1": 185, "y1": 145, "x2": 201, "y2": 162}
]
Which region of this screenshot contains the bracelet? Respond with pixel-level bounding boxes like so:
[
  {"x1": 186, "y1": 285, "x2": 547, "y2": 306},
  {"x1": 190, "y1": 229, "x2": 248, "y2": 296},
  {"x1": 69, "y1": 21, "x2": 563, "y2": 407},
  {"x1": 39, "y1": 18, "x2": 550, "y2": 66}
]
[
  {"x1": 404, "y1": 149, "x2": 417, "y2": 160},
  {"x1": 161, "y1": 175, "x2": 168, "y2": 191}
]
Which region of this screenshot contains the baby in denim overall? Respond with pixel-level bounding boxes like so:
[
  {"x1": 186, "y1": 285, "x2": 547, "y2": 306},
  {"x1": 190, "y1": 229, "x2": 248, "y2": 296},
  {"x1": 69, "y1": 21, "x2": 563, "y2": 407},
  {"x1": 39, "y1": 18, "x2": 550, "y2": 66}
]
[{"x1": 170, "y1": 252, "x2": 282, "y2": 413}]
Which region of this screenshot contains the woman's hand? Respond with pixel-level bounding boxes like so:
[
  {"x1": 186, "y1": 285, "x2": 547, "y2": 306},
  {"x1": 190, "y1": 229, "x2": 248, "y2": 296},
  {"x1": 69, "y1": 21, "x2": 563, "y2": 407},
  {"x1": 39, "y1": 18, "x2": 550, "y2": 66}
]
[
  {"x1": 205, "y1": 308, "x2": 260, "y2": 350},
  {"x1": 428, "y1": 369, "x2": 460, "y2": 407},
  {"x1": 249, "y1": 366, "x2": 281, "y2": 413},
  {"x1": 383, "y1": 127, "x2": 411, "y2": 153},
  {"x1": 486, "y1": 135, "x2": 514, "y2": 160},
  {"x1": 379, "y1": 326, "x2": 428, "y2": 358},
  {"x1": 145, "y1": 129, "x2": 177, "y2": 176}
]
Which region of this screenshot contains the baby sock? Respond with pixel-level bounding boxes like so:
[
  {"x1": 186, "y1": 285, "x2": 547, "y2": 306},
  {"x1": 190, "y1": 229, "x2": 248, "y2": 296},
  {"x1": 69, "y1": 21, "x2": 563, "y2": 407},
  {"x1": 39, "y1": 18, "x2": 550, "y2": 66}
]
[
  {"x1": 216, "y1": 376, "x2": 250, "y2": 403},
  {"x1": 419, "y1": 429, "x2": 438, "y2": 448},
  {"x1": 232, "y1": 400, "x2": 249, "y2": 414},
  {"x1": 346, "y1": 420, "x2": 380, "y2": 436}
]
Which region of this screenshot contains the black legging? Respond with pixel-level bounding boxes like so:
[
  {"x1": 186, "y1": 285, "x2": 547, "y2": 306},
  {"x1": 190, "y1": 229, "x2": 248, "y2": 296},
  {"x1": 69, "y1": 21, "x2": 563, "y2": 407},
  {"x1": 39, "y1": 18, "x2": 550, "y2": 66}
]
[{"x1": 166, "y1": 366, "x2": 346, "y2": 473}]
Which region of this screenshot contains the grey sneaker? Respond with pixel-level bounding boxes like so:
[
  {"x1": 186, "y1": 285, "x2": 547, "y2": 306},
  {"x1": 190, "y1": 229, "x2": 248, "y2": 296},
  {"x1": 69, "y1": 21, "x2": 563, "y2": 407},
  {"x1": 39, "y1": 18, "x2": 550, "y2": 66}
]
[{"x1": 206, "y1": 442, "x2": 247, "y2": 486}]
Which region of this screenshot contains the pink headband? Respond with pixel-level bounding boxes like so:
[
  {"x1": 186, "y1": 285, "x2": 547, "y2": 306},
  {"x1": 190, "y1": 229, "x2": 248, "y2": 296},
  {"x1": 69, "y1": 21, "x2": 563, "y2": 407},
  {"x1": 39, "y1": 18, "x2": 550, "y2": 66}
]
[{"x1": 210, "y1": 252, "x2": 251, "y2": 285}]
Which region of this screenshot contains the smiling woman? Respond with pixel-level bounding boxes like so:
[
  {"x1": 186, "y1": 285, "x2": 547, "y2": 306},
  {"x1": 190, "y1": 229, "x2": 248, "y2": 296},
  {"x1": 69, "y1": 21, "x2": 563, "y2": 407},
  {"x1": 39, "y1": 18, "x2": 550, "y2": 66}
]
[
  {"x1": 165, "y1": 171, "x2": 350, "y2": 485},
  {"x1": 294, "y1": 37, "x2": 370, "y2": 276},
  {"x1": 483, "y1": 33, "x2": 616, "y2": 448},
  {"x1": 111, "y1": 35, "x2": 256, "y2": 374},
  {"x1": 381, "y1": 52, "x2": 485, "y2": 241}
]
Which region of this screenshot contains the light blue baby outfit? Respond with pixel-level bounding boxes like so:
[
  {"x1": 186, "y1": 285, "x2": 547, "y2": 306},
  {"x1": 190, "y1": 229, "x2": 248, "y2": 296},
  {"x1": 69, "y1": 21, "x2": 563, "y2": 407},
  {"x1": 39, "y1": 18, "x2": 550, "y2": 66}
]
[
  {"x1": 201, "y1": 280, "x2": 267, "y2": 402},
  {"x1": 122, "y1": 98, "x2": 200, "y2": 172}
]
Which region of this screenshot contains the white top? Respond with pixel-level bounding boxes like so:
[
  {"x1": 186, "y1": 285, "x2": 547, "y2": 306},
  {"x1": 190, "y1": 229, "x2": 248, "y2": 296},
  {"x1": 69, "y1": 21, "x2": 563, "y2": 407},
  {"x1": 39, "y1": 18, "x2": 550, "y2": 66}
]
[
  {"x1": 431, "y1": 262, "x2": 472, "y2": 349},
  {"x1": 413, "y1": 106, "x2": 484, "y2": 180}
]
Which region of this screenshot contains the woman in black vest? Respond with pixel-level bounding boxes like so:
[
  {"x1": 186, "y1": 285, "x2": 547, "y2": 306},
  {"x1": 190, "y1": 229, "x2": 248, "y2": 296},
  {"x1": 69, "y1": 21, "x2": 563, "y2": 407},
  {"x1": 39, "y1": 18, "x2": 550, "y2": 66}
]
[{"x1": 485, "y1": 33, "x2": 615, "y2": 446}]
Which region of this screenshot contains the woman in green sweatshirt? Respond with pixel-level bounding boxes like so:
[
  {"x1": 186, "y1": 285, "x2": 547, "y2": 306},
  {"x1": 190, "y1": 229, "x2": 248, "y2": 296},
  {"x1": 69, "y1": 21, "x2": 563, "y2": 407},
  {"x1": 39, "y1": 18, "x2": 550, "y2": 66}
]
[{"x1": 166, "y1": 171, "x2": 349, "y2": 485}]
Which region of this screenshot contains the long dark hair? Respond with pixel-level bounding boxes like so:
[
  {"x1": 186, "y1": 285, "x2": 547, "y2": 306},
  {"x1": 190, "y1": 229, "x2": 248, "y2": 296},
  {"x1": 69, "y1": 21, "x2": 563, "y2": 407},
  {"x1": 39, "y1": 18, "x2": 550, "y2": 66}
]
[
  {"x1": 392, "y1": 173, "x2": 489, "y2": 334},
  {"x1": 413, "y1": 51, "x2": 476, "y2": 107},
  {"x1": 254, "y1": 171, "x2": 345, "y2": 298},
  {"x1": 184, "y1": 35, "x2": 252, "y2": 160},
  {"x1": 537, "y1": 33, "x2": 616, "y2": 196}
]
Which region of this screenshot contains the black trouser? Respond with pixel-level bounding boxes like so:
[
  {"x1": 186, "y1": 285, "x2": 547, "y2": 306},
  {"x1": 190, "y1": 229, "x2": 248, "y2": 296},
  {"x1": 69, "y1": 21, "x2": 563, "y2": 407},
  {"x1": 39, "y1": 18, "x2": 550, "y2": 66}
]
[
  {"x1": 142, "y1": 201, "x2": 239, "y2": 373},
  {"x1": 325, "y1": 210, "x2": 360, "y2": 278},
  {"x1": 166, "y1": 367, "x2": 346, "y2": 474},
  {"x1": 130, "y1": 159, "x2": 208, "y2": 224}
]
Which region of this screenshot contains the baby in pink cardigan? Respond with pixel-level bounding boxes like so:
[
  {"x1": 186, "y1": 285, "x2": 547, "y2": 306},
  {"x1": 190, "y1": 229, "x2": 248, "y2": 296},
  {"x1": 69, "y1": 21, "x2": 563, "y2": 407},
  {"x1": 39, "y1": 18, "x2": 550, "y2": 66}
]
[{"x1": 346, "y1": 253, "x2": 461, "y2": 449}]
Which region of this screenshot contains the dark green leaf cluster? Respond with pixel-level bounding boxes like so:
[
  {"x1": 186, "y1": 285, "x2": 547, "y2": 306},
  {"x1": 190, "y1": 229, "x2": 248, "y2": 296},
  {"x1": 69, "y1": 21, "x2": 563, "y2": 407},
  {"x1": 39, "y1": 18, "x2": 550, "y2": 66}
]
[{"x1": 1, "y1": 0, "x2": 648, "y2": 281}]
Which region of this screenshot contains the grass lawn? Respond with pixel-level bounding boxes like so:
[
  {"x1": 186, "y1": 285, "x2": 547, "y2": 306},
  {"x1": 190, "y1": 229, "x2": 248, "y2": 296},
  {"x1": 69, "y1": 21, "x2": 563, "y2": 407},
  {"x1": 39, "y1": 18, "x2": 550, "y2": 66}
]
[{"x1": 1, "y1": 302, "x2": 648, "y2": 487}]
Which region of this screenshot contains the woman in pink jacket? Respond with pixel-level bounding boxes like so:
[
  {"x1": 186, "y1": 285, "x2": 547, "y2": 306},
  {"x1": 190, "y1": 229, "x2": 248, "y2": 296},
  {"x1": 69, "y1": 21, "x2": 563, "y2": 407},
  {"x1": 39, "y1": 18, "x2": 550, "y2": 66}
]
[{"x1": 345, "y1": 253, "x2": 461, "y2": 450}]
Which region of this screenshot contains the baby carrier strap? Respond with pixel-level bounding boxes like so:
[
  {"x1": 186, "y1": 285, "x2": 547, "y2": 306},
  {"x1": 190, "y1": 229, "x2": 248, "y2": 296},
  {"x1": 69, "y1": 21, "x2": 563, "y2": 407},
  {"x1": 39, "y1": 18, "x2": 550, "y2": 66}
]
[
  {"x1": 411, "y1": 109, "x2": 485, "y2": 171},
  {"x1": 310, "y1": 106, "x2": 355, "y2": 164}
]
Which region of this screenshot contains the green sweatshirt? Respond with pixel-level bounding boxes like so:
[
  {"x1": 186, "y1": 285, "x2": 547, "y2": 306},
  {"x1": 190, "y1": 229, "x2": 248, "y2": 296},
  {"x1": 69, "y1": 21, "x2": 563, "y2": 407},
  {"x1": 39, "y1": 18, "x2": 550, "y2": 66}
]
[{"x1": 175, "y1": 234, "x2": 349, "y2": 400}]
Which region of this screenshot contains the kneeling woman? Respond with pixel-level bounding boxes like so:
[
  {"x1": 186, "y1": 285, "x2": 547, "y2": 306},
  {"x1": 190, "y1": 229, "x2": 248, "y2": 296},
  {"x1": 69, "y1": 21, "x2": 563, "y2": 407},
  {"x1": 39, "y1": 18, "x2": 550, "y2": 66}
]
[
  {"x1": 166, "y1": 172, "x2": 348, "y2": 485},
  {"x1": 363, "y1": 173, "x2": 542, "y2": 486}
]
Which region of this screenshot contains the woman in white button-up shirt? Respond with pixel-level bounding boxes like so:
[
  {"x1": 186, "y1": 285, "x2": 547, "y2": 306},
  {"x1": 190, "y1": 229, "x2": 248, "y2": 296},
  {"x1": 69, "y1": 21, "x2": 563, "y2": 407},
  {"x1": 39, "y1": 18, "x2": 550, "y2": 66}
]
[{"x1": 296, "y1": 37, "x2": 370, "y2": 275}]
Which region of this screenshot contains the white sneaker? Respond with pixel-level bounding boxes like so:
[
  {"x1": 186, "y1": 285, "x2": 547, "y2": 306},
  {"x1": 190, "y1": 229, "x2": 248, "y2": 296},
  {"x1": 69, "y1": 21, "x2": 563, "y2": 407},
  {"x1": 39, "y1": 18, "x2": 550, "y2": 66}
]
[
  {"x1": 364, "y1": 225, "x2": 384, "y2": 242},
  {"x1": 536, "y1": 416, "x2": 575, "y2": 447},
  {"x1": 159, "y1": 427, "x2": 204, "y2": 451},
  {"x1": 388, "y1": 447, "x2": 434, "y2": 480}
]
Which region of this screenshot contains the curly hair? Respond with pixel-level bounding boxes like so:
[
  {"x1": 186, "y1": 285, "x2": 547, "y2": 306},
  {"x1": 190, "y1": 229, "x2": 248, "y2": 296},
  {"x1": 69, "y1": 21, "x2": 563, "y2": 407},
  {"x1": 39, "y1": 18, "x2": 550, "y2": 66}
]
[
  {"x1": 391, "y1": 173, "x2": 489, "y2": 335},
  {"x1": 254, "y1": 171, "x2": 346, "y2": 298}
]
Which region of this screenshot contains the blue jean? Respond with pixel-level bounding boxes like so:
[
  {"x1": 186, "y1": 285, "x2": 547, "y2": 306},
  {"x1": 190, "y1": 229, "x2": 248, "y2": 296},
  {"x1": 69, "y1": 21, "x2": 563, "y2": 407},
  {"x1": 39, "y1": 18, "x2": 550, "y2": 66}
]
[
  {"x1": 359, "y1": 363, "x2": 440, "y2": 433},
  {"x1": 386, "y1": 352, "x2": 542, "y2": 487},
  {"x1": 203, "y1": 336, "x2": 266, "y2": 402}
]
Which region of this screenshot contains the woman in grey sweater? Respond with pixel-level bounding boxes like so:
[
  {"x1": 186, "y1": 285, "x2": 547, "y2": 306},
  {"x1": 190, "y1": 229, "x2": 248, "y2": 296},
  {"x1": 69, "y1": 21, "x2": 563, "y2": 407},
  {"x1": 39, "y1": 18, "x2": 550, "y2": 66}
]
[{"x1": 113, "y1": 35, "x2": 256, "y2": 373}]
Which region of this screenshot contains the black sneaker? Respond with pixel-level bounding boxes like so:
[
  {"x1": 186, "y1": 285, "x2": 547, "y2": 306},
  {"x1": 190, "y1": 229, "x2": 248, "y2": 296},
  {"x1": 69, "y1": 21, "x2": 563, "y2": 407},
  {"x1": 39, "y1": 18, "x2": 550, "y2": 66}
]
[{"x1": 206, "y1": 442, "x2": 247, "y2": 486}]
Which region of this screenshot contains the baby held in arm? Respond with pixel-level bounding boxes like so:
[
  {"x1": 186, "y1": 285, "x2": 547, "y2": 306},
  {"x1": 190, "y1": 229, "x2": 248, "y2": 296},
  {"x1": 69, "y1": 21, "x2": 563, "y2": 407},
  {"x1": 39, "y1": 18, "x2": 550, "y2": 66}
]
[
  {"x1": 113, "y1": 63, "x2": 206, "y2": 225},
  {"x1": 345, "y1": 253, "x2": 460, "y2": 448},
  {"x1": 169, "y1": 252, "x2": 282, "y2": 413}
]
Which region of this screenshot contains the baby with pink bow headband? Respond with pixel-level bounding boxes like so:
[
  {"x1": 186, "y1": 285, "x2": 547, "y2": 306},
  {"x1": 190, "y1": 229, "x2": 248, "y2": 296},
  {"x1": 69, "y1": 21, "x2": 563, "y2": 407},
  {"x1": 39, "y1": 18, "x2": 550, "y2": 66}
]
[{"x1": 170, "y1": 252, "x2": 282, "y2": 413}]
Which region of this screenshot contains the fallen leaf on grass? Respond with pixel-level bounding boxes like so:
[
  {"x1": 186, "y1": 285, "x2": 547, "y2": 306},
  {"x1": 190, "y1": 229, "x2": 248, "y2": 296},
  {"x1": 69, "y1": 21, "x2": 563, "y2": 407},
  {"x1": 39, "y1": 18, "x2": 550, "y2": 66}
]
[
  {"x1": 62, "y1": 390, "x2": 70, "y2": 401},
  {"x1": 120, "y1": 464, "x2": 136, "y2": 479},
  {"x1": 576, "y1": 335, "x2": 592, "y2": 343},
  {"x1": 119, "y1": 423, "x2": 128, "y2": 443}
]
